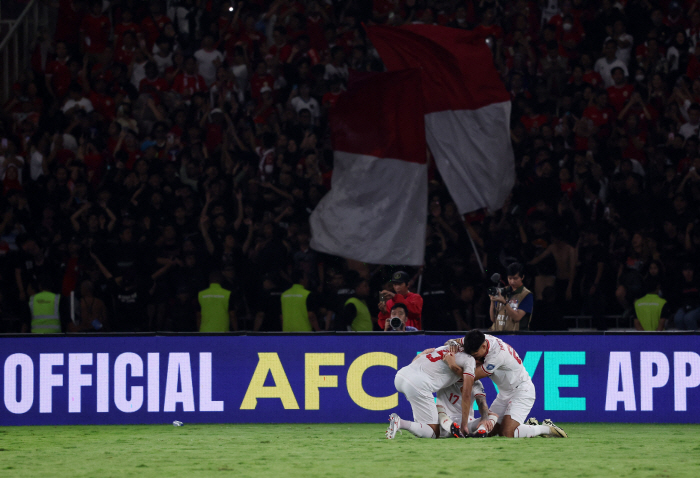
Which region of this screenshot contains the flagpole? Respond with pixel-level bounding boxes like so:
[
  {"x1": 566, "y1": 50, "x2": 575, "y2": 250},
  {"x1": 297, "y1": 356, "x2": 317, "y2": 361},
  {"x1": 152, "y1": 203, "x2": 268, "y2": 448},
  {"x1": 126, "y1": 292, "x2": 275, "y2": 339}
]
[{"x1": 463, "y1": 219, "x2": 485, "y2": 278}]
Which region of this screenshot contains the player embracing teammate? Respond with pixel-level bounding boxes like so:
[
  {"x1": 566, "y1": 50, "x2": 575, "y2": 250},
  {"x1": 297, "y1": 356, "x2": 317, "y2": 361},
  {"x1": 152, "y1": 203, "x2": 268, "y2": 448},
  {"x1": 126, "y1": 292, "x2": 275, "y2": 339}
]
[
  {"x1": 387, "y1": 330, "x2": 568, "y2": 439},
  {"x1": 385, "y1": 341, "x2": 493, "y2": 439}
]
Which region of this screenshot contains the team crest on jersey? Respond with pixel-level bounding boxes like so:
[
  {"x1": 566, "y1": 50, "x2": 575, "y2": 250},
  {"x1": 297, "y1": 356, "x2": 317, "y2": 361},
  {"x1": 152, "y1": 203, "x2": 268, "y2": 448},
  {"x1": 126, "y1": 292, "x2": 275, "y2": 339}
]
[{"x1": 486, "y1": 364, "x2": 495, "y2": 371}]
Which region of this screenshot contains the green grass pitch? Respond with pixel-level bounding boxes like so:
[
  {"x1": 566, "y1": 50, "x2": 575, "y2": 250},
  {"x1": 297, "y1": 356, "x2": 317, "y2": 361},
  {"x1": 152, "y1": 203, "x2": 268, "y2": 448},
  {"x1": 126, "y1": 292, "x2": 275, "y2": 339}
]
[{"x1": 1, "y1": 423, "x2": 699, "y2": 477}]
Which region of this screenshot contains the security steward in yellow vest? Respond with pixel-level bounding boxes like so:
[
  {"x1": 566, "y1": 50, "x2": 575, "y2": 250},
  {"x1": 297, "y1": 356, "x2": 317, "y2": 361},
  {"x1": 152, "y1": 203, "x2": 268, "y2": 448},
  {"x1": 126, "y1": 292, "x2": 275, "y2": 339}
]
[
  {"x1": 29, "y1": 277, "x2": 68, "y2": 334},
  {"x1": 634, "y1": 281, "x2": 670, "y2": 331},
  {"x1": 280, "y1": 273, "x2": 320, "y2": 331},
  {"x1": 489, "y1": 262, "x2": 534, "y2": 332},
  {"x1": 338, "y1": 277, "x2": 373, "y2": 331},
  {"x1": 197, "y1": 271, "x2": 237, "y2": 332}
]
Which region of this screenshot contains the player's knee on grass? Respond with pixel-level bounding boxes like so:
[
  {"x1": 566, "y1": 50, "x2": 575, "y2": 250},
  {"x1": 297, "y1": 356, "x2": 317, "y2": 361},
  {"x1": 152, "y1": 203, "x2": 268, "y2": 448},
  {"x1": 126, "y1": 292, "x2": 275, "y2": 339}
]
[
  {"x1": 501, "y1": 416, "x2": 520, "y2": 438},
  {"x1": 428, "y1": 424, "x2": 440, "y2": 438}
]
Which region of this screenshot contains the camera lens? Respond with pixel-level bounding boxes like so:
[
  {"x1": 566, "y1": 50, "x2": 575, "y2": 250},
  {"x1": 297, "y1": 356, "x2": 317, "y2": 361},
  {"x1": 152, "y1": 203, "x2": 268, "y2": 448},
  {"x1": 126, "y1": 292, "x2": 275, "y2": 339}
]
[{"x1": 390, "y1": 317, "x2": 402, "y2": 329}]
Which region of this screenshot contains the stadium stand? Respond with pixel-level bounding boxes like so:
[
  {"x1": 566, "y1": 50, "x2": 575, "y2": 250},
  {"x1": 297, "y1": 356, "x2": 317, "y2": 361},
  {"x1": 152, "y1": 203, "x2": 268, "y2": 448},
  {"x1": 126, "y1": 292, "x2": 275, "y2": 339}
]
[{"x1": 0, "y1": 0, "x2": 699, "y2": 333}]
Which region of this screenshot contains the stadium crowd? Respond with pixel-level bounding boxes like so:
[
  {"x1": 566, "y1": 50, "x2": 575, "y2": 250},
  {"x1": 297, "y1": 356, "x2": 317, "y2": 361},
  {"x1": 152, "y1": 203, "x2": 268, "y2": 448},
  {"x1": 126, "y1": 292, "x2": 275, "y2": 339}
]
[{"x1": 1, "y1": 0, "x2": 700, "y2": 333}]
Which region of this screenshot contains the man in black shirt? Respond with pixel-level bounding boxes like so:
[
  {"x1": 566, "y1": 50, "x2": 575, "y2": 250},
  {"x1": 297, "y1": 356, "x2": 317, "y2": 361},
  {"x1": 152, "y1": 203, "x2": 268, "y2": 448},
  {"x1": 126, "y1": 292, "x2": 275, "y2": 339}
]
[
  {"x1": 14, "y1": 234, "x2": 61, "y2": 302},
  {"x1": 421, "y1": 267, "x2": 455, "y2": 331},
  {"x1": 578, "y1": 225, "x2": 607, "y2": 330},
  {"x1": 674, "y1": 263, "x2": 700, "y2": 330},
  {"x1": 91, "y1": 252, "x2": 174, "y2": 332},
  {"x1": 253, "y1": 273, "x2": 287, "y2": 331}
]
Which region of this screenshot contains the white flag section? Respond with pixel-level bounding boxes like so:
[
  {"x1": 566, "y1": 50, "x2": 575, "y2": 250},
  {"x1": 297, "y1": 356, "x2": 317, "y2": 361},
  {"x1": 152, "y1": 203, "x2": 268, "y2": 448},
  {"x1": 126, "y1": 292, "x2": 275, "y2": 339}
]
[
  {"x1": 367, "y1": 25, "x2": 515, "y2": 214},
  {"x1": 310, "y1": 152, "x2": 427, "y2": 265},
  {"x1": 425, "y1": 102, "x2": 514, "y2": 213},
  {"x1": 310, "y1": 69, "x2": 428, "y2": 265}
]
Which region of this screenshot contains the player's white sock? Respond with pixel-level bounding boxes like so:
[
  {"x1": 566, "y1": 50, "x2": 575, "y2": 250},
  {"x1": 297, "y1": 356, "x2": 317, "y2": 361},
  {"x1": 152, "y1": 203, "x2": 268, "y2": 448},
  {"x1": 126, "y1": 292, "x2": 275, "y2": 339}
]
[
  {"x1": 514, "y1": 424, "x2": 550, "y2": 438},
  {"x1": 437, "y1": 408, "x2": 453, "y2": 428},
  {"x1": 467, "y1": 419, "x2": 480, "y2": 435},
  {"x1": 437, "y1": 410, "x2": 452, "y2": 438},
  {"x1": 400, "y1": 419, "x2": 436, "y2": 438}
]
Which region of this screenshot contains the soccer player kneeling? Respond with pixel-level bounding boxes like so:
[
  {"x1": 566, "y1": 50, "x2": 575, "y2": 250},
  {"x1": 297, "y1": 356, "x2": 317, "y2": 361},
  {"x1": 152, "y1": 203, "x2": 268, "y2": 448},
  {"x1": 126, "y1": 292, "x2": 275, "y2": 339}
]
[
  {"x1": 459, "y1": 330, "x2": 568, "y2": 438},
  {"x1": 386, "y1": 344, "x2": 476, "y2": 439}
]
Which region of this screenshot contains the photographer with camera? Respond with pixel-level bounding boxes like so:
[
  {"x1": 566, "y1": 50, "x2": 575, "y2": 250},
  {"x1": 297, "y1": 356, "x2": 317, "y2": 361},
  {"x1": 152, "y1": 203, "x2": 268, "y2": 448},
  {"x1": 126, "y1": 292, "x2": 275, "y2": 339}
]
[
  {"x1": 378, "y1": 271, "x2": 423, "y2": 330},
  {"x1": 489, "y1": 263, "x2": 534, "y2": 331},
  {"x1": 384, "y1": 303, "x2": 418, "y2": 331}
]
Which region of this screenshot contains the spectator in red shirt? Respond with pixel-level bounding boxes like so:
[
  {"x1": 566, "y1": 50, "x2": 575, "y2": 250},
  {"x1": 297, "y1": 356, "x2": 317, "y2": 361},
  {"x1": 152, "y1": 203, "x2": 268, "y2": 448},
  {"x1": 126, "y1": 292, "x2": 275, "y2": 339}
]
[
  {"x1": 113, "y1": 8, "x2": 141, "y2": 50},
  {"x1": 141, "y1": 2, "x2": 172, "y2": 50},
  {"x1": 607, "y1": 67, "x2": 634, "y2": 113},
  {"x1": 583, "y1": 91, "x2": 613, "y2": 130},
  {"x1": 139, "y1": 62, "x2": 169, "y2": 96},
  {"x1": 55, "y1": 0, "x2": 85, "y2": 48},
  {"x1": 80, "y1": 0, "x2": 111, "y2": 56},
  {"x1": 269, "y1": 27, "x2": 293, "y2": 63},
  {"x1": 45, "y1": 41, "x2": 72, "y2": 99},
  {"x1": 520, "y1": 101, "x2": 549, "y2": 134},
  {"x1": 687, "y1": 47, "x2": 700, "y2": 81},
  {"x1": 559, "y1": 14, "x2": 585, "y2": 59},
  {"x1": 322, "y1": 77, "x2": 343, "y2": 109},
  {"x1": 287, "y1": 35, "x2": 320, "y2": 66},
  {"x1": 473, "y1": 8, "x2": 504, "y2": 41},
  {"x1": 172, "y1": 56, "x2": 207, "y2": 100},
  {"x1": 250, "y1": 61, "x2": 274, "y2": 101},
  {"x1": 378, "y1": 271, "x2": 423, "y2": 330},
  {"x1": 86, "y1": 77, "x2": 116, "y2": 122},
  {"x1": 580, "y1": 53, "x2": 603, "y2": 88},
  {"x1": 115, "y1": 31, "x2": 137, "y2": 67}
]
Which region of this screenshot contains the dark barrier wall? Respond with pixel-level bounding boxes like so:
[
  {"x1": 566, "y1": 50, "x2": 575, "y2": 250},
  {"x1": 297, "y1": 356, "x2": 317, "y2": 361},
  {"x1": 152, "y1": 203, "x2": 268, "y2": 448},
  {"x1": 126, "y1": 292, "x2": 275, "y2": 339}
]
[{"x1": 1, "y1": 334, "x2": 699, "y2": 425}]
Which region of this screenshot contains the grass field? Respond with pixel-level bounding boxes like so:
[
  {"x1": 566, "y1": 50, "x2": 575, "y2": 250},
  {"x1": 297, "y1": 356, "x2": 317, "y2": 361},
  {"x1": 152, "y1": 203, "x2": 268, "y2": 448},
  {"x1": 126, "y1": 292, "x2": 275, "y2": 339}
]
[{"x1": 1, "y1": 423, "x2": 699, "y2": 477}]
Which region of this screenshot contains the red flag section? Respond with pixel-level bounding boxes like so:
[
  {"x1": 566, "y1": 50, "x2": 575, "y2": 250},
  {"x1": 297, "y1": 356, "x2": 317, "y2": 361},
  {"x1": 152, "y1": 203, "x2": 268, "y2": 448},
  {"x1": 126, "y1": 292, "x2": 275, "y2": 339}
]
[
  {"x1": 366, "y1": 24, "x2": 515, "y2": 214},
  {"x1": 366, "y1": 25, "x2": 509, "y2": 113},
  {"x1": 310, "y1": 69, "x2": 428, "y2": 266},
  {"x1": 331, "y1": 69, "x2": 426, "y2": 164}
]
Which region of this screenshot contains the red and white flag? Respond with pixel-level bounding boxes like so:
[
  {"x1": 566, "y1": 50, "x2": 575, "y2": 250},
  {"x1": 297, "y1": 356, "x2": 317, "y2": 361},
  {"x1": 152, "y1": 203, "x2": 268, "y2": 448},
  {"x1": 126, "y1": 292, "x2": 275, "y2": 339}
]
[
  {"x1": 366, "y1": 25, "x2": 515, "y2": 214},
  {"x1": 309, "y1": 70, "x2": 427, "y2": 265}
]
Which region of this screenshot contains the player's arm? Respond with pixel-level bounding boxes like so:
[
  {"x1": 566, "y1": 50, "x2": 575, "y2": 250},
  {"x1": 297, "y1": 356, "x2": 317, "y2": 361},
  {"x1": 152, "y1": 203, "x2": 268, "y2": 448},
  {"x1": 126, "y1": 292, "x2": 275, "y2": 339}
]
[
  {"x1": 474, "y1": 366, "x2": 490, "y2": 380},
  {"x1": 442, "y1": 352, "x2": 464, "y2": 376},
  {"x1": 460, "y1": 374, "x2": 474, "y2": 436},
  {"x1": 475, "y1": 395, "x2": 489, "y2": 423}
]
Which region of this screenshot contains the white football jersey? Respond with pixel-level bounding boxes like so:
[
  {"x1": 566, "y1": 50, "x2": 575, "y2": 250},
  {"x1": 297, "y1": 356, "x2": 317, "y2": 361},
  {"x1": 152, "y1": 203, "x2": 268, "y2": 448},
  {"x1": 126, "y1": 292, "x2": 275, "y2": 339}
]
[
  {"x1": 479, "y1": 335, "x2": 531, "y2": 392},
  {"x1": 437, "y1": 379, "x2": 486, "y2": 423},
  {"x1": 403, "y1": 346, "x2": 476, "y2": 392}
]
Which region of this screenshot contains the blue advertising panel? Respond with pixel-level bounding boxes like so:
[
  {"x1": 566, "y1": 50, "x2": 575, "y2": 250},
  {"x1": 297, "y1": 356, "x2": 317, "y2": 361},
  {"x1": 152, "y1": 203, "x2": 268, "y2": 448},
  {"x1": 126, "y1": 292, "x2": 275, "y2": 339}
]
[{"x1": 1, "y1": 334, "x2": 699, "y2": 425}]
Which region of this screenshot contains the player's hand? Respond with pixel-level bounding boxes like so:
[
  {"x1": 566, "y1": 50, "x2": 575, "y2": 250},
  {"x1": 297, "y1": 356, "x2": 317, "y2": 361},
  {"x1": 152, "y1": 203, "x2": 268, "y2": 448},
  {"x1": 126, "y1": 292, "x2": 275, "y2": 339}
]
[
  {"x1": 461, "y1": 423, "x2": 469, "y2": 436},
  {"x1": 478, "y1": 418, "x2": 494, "y2": 433},
  {"x1": 447, "y1": 340, "x2": 461, "y2": 354}
]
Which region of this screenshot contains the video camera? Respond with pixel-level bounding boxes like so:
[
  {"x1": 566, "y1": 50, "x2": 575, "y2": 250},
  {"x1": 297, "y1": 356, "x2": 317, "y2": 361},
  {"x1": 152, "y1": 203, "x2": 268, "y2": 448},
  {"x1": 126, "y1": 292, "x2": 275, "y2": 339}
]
[{"x1": 486, "y1": 273, "x2": 508, "y2": 297}]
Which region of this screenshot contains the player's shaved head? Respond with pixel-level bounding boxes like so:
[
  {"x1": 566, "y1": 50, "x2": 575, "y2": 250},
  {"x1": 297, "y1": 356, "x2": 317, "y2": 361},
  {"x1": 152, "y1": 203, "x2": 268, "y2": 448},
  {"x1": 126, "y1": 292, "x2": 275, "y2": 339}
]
[{"x1": 464, "y1": 330, "x2": 486, "y2": 355}]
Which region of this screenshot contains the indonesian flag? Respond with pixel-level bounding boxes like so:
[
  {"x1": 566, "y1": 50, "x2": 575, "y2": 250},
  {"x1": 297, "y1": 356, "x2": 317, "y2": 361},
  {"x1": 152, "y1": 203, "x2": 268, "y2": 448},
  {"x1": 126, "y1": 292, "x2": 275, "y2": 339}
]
[
  {"x1": 366, "y1": 25, "x2": 515, "y2": 214},
  {"x1": 309, "y1": 69, "x2": 428, "y2": 265}
]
